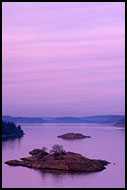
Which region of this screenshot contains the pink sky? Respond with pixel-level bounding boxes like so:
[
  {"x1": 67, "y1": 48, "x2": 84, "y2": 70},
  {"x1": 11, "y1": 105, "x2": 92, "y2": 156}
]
[{"x1": 2, "y1": 2, "x2": 125, "y2": 117}]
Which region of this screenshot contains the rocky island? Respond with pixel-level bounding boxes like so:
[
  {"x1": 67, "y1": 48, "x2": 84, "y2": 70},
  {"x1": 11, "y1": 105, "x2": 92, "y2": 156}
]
[
  {"x1": 57, "y1": 133, "x2": 91, "y2": 140},
  {"x1": 5, "y1": 144, "x2": 109, "y2": 172},
  {"x1": 2, "y1": 121, "x2": 25, "y2": 141},
  {"x1": 114, "y1": 118, "x2": 125, "y2": 128}
]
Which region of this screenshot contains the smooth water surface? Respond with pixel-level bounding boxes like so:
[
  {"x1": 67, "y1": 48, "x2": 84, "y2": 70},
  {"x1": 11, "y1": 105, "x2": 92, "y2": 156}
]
[{"x1": 2, "y1": 123, "x2": 125, "y2": 188}]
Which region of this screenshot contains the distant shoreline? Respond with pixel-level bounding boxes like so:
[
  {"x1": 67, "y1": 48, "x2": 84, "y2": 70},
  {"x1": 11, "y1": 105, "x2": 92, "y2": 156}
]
[{"x1": 2, "y1": 115, "x2": 125, "y2": 125}]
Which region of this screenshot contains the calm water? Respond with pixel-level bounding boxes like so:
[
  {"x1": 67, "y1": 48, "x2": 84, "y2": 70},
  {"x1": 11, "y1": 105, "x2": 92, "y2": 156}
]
[{"x1": 2, "y1": 123, "x2": 125, "y2": 188}]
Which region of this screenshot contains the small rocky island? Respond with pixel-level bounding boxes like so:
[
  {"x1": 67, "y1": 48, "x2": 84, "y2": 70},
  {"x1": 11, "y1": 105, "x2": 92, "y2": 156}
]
[
  {"x1": 114, "y1": 118, "x2": 125, "y2": 128},
  {"x1": 5, "y1": 145, "x2": 109, "y2": 172},
  {"x1": 2, "y1": 121, "x2": 25, "y2": 141},
  {"x1": 57, "y1": 133, "x2": 91, "y2": 140}
]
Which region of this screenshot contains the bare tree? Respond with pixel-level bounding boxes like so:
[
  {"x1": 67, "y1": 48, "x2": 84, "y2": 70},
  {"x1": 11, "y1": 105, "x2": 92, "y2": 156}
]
[
  {"x1": 42, "y1": 147, "x2": 47, "y2": 152},
  {"x1": 50, "y1": 144, "x2": 66, "y2": 155}
]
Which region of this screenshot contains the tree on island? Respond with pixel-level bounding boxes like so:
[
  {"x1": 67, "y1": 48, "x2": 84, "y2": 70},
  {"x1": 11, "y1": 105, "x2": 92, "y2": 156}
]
[
  {"x1": 50, "y1": 144, "x2": 66, "y2": 156},
  {"x1": 42, "y1": 147, "x2": 47, "y2": 152}
]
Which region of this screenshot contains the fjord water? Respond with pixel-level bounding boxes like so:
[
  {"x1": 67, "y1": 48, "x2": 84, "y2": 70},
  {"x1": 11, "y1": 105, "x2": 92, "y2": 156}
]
[{"x1": 2, "y1": 123, "x2": 125, "y2": 188}]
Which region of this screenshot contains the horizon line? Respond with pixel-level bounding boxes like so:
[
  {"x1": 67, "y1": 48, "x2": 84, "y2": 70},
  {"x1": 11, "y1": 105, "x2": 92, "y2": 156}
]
[{"x1": 2, "y1": 114, "x2": 125, "y2": 118}]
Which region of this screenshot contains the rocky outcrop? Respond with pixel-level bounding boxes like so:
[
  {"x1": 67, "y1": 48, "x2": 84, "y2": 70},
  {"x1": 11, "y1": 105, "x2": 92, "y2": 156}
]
[
  {"x1": 2, "y1": 133, "x2": 24, "y2": 141},
  {"x1": 57, "y1": 133, "x2": 91, "y2": 140},
  {"x1": 5, "y1": 147, "x2": 109, "y2": 172},
  {"x1": 114, "y1": 118, "x2": 125, "y2": 128}
]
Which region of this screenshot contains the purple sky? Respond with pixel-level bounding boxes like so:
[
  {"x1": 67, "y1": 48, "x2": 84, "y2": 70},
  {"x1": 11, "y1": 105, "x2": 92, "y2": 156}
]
[{"x1": 2, "y1": 2, "x2": 125, "y2": 117}]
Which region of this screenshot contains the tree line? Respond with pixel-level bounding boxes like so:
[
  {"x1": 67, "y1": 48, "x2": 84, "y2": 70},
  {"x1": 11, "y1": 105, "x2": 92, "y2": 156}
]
[{"x1": 2, "y1": 121, "x2": 24, "y2": 135}]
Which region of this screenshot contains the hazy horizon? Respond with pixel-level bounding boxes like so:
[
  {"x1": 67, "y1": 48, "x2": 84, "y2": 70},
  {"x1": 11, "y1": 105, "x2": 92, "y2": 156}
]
[
  {"x1": 2, "y1": 114, "x2": 125, "y2": 118},
  {"x1": 2, "y1": 2, "x2": 125, "y2": 117}
]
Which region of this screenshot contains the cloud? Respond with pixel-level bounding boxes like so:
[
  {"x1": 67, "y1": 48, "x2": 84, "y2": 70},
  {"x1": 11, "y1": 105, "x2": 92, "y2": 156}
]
[{"x1": 2, "y1": 2, "x2": 125, "y2": 116}]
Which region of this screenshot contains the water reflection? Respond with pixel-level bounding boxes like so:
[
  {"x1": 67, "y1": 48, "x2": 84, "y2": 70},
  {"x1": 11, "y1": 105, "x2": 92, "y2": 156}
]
[
  {"x1": 2, "y1": 137, "x2": 23, "y2": 149},
  {"x1": 33, "y1": 167, "x2": 98, "y2": 180},
  {"x1": 2, "y1": 124, "x2": 125, "y2": 188}
]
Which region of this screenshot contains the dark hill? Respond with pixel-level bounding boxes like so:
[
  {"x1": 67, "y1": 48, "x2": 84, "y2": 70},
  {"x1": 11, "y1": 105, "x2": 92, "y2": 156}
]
[
  {"x1": 2, "y1": 121, "x2": 25, "y2": 141},
  {"x1": 2, "y1": 115, "x2": 124, "y2": 124}
]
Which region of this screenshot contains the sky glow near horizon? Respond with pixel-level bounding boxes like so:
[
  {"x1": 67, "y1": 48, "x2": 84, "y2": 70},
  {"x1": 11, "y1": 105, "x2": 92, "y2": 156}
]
[{"x1": 2, "y1": 2, "x2": 125, "y2": 117}]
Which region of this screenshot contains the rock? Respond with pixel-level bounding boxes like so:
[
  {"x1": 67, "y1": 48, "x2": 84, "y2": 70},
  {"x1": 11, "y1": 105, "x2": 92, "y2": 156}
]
[
  {"x1": 5, "y1": 147, "x2": 110, "y2": 172},
  {"x1": 5, "y1": 160, "x2": 23, "y2": 166},
  {"x1": 29, "y1": 149, "x2": 48, "y2": 159},
  {"x1": 57, "y1": 133, "x2": 91, "y2": 140},
  {"x1": 114, "y1": 118, "x2": 125, "y2": 128},
  {"x1": 2, "y1": 133, "x2": 24, "y2": 141},
  {"x1": 29, "y1": 149, "x2": 48, "y2": 156}
]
